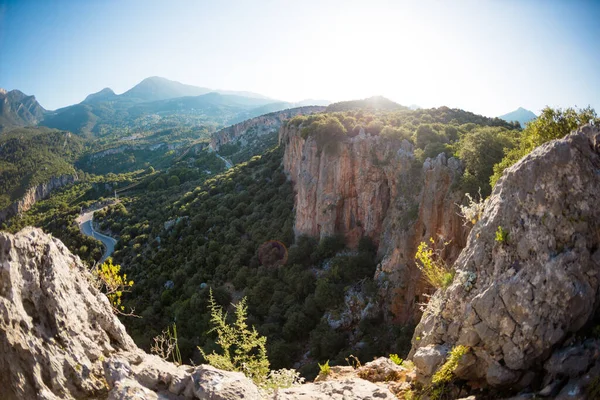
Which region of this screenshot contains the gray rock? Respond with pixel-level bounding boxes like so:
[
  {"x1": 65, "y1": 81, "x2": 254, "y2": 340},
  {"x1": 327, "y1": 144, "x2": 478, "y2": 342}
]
[
  {"x1": 273, "y1": 377, "x2": 395, "y2": 399},
  {"x1": 189, "y1": 365, "x2": 260, "y2": 400},
  {"x1": 409, "y1": 125, "x2": 600, "y2": 387},
  {"x1": 412, "y1": 344, "x2": 449, "y2": 377}
]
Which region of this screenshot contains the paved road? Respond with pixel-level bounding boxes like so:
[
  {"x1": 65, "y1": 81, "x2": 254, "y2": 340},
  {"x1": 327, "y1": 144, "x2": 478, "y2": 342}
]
[{"x1": 78, "y1": 210, "x2": 117, "y2": 264}]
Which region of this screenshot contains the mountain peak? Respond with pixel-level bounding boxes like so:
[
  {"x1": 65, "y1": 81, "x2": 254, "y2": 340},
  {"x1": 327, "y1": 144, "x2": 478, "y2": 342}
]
[
  {"x1": 121, "y1": 76, "x2": 211, "y2": 102},
  {"x1": 499, "y1": 107, "x2": 537, "y2": 127},
  {"x1": 82, "y1": 87, "x2": 117, "y2": 104}
]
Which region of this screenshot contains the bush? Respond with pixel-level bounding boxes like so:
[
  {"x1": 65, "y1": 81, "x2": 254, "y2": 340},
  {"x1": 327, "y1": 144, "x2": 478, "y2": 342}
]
[
  {"x1": 199, "y1": 290, "x2": 270, "y2": 385},
  {"x1": 414, "y1": 240, "x2": 454, "y2": 289}
]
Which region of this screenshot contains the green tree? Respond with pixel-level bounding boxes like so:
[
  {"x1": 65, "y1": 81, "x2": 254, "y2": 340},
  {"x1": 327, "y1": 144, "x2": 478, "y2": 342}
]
[{"x1": 491, "y1": 106, "x2": 598, "y2": 187}]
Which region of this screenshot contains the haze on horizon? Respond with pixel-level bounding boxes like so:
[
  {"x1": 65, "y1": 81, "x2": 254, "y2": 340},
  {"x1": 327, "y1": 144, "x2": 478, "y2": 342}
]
[{"x1": 0, "y1": 0, "x2": 598, "y2": 117}]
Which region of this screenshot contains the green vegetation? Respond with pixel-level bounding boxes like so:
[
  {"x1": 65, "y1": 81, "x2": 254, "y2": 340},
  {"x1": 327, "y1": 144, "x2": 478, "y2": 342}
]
[
  {"x1": 431, "y1": 346, "x2": 469, "y2": 385},
  {"x1": 495, "y1": 226, "x2": 509, "y2": 243},
  {"x1": 92, "y1": 259, "x2": 134, "y2": 313},
  {"x1": 150, "y1": 324, "x2": 182, "y2": 365},
  {"x1": 415, "y1": 240, "x2": 454, "y2": 289},
  {"x1": 318, "y1": 360, "x2": 331, "y2": 376},
  {"x1": 490, "y1": 106, "x2": 599, "y2": 187},
  {"x1": 389, "y1": 354, "x2": 403, "y2": 366},
  {"x1": 0, "y1": 127, "x2": 84, "y2": 209},
  {"x1": 200, "y1": 290, "x2": 270, "y2": 385}
]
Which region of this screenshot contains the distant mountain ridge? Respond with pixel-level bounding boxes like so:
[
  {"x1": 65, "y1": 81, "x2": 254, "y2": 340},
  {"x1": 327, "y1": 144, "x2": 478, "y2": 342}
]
[
  {"x1": 0, "y1": 89, "x2": 46, "y2": 132},
  {"x1": 326, "y1": 96, "x2": 408, "y2": 112},
  {"x1": 499, "y1": 107, "x2": 537, "y2": 127}
]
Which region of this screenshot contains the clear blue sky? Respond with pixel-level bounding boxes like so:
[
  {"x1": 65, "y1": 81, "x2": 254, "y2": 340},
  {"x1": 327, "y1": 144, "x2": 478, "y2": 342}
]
[{"x1": 1, "y1": 0, "x2": 598, "y2": 116}]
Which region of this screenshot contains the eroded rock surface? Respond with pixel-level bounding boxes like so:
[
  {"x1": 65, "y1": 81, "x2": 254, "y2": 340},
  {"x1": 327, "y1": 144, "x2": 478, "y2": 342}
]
[
  {"x1": 409, "y1": 125, "x2": 600, "y2": 393},
  {"x1": 280, "y1": 124, "x2": 469, "y2": 322}
]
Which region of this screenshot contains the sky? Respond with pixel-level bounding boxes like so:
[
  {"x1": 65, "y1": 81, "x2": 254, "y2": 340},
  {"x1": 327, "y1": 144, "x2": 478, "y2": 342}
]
[{"x1": 0, "y1": 0, "x2": 599, "y2": 116}]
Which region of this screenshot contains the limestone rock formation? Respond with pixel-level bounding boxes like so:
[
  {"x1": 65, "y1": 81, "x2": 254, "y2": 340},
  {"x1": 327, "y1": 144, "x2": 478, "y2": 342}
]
[
  {"x1": 280, "y1": 124, "x2": 469, "y2": 322},
  {"x1": 409, "y1": 125, "x2": 600, "y2": 394},
  {"x1": 0, "y1": 227, "x2": 410, "y2": 399},
  {"x1": 210, "y1": 106, "x2": 325, "y2": 151}
]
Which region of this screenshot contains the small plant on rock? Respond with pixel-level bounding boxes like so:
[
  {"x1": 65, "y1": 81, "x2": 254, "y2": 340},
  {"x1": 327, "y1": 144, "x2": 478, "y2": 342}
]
[
  {"x1": 150, "y1": 323, "x2": 182, "y2": 365},
  {"x1": 389, "y1": 354, "x2": 403, "y2": 366},
  {"x1": 495, "y1": 226, "x2": 509, "y2": 243},
  {"x1": 415, "y1": 239, "x2": 455, "y2": 289},
  {"x1": 457, "y1": 190, "x2": 485, "y2": 225},
  {"x1": 318, "y1": 360, "x2": 331, "y2": 376},
  {"x1": 91, "y1": 258, "x2": 135, "y2": 315}
]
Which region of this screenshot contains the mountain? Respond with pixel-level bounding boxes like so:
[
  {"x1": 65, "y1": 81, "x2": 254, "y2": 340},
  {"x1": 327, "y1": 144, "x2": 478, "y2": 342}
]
[
  {"x1": 82, "y1": 87, "x2": 118, "y2": 104},
  {"x1": 498, "y1": 107, "x2": 537, "y2": 127},
  {"x1": 0, "y1": 89, "x2": 46, "y2": 132},
  {"x1": 326, "y1": 96, "x2": 408, "y2": 112},
  {"x1": 120, "y1": 76, "x2": 212, "y2": 103}
]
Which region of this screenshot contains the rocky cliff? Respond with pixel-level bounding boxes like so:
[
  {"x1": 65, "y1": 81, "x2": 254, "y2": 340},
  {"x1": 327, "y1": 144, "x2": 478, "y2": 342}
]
[
  {"x1": 409, "y1": 125, "x2": 600, "y2": 396},
  {"x1": 0, "y1": 227, "x2": 402, "y2": 399},
  {"x1": 0, "y1": 174, "x2": 78, "y2": 223},
  {"x1": 210, "y1": 106, "x2": 325, "y2": 151},
  {"x1": 280, "y1": 124, "x2": 470, "y2": 322},
  {"x1": 0, "y1": 89, "x2": 46, "y2": 132}
]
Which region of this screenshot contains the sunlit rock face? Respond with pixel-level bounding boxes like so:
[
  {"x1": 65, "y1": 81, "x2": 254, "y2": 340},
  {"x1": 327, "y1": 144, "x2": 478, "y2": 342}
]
[
  {"x1": 280, "y1": 124, "x2": 470, "y2": 322},
  {"x1": 210, "y1": 106, "x2": 325, "y2": 151},
  {"x1": 409, "y1": 125, "x2": 600, "y2": 391}
]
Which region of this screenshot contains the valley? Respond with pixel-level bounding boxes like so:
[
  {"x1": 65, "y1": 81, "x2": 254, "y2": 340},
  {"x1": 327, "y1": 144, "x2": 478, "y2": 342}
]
[{"x1": 1, "y1": 79, "x2": 600, "y2": 399}]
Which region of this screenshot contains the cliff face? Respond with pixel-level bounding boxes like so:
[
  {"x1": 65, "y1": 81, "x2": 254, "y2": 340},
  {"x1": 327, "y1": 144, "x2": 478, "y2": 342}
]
[
  {"x1": 280, "y1": 125, "x2": 469, "y2": 322},
  {"x1": 210, "y1": 106, "x2": 325, "y2": 151},
  {"x1": 409, "y1": 125, "x2": 600, "y2": 394},
  {"x1": 0, "y1": 174, "x2": 78, "y2": 223}
]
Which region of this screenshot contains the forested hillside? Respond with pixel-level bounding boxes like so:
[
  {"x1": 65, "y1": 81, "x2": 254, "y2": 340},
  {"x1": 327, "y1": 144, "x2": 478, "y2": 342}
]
[{"x1": 0, "y1": 127, "x2": 84, "y2": 209}]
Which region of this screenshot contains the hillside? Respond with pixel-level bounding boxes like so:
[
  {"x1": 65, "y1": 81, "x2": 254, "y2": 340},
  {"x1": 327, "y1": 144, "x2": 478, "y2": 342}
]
[
  {"x1": 0, "y1": 89, "x2": 46, "y2": 132},
  {"x1": 0, "y1": 127, "x2": 84, "y2": 211},
  {"x1": 499, "y1": 106, "x2": 537, "y2": 126}
]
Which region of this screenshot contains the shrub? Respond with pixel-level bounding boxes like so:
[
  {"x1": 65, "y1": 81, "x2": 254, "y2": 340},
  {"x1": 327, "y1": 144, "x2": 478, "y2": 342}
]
[
  {"x1": 150, "y1": 324, "x2": 182, "y2": 365},
  {"x1": 495, "y1": 226, "x2": 509, "y2": 243},
  {"x1": 318, "y1": 360, "x2": 331, "y2": 376},
  {"x1": 457, "y1": 191, "x2": 485, "y2": 225},
  {"x1": 199, "y1": 289, "x2": 270, "y2": 385},
  {"x1": 431, "y1": 345, "x2": 469, "y2": 385},
  {"x1": 414, "y1": 239, "x2": 454, "y2": 289},
  {"x1": 92, "y1": 259, "x2": 134, "y2": 313},
  {"x1": 389, "y1": 353, "x2": 403, "y2": 366}
]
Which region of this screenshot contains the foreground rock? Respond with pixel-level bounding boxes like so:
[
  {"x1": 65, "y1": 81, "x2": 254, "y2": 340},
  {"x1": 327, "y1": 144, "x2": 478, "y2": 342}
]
[
  {"x1": 0, "y1": 227, "x2": 404, "y2": 399},
  {"x1": 409, "y1": 125, "x2": 600, "y2": 395}
]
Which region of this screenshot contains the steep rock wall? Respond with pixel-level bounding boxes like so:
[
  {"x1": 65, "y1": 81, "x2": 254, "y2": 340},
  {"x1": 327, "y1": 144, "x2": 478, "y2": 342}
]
[
  {"x1": 0, "y1": 174, "x2": 78, "y2": 223},
  {"x1": 409, "y1": 125, "x2": 600, "y2": 393},
  {"x1": 280, "y1": 125, "x2": 470, "y2": 322},
  {"x1": 210, "y1": 106, "x2": 325, "y2": 151}
]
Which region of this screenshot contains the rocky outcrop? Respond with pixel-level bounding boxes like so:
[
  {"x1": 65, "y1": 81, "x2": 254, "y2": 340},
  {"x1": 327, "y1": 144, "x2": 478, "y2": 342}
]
[
  {"x1": 280, "y1": 124, "x2": 469, "y2": 322},
  {"x1": 0, "y1": 174, "x2": 78, "y2": 223},
  {"x1": 409, "y1": 125, "x2": 600, "y2": 394},
  {"x1": 0, "y1": 89, "x2": 46, "y2": 132},
  {"x1": 210, "y1": 106, "x2": 324, "y2": 151},
  {"x1": 0, "y1": 227, "x2": 413, "y2": 399}
]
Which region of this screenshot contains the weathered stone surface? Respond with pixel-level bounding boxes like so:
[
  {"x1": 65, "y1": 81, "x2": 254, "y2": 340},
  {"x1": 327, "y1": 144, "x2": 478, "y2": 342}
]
[
  {"x1": 189, "y1": 365, "x2": 260, "y2": 400},
  {"x1": 357, "y1": 357, "x2": 407, "y2": 382},
  {"x1": 273, "y1": 377, "x2": 395, "y2": 399},
  {"x1": 280, "y1": 124, "x2": 469, "y2": 322},
  {"x1": 0, "y1": 227, "x2": 136, "y2": 400},
  {"x1": 409, "y1": 125, "x2": 600, "y2": 388},
  {"x1": 412, "y1": 344, "x2": 449, "y2": 377}
]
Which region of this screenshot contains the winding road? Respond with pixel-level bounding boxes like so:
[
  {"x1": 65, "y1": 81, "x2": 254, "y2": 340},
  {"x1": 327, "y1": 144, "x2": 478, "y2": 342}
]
[{"x1": 78, "y1": 209, "x2": 118, "y2": 264}]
